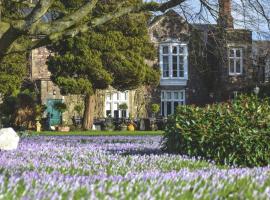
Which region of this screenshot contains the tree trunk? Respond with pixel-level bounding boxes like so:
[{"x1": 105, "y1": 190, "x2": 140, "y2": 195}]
[{"x1": 82, "y1": 94, "x2": 96, "y2": 130}]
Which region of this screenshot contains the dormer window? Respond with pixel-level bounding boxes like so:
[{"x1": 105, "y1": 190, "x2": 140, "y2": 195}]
[
  {"x1": 160, "y1": 43, "x2": 188, "y2": 79},
  {"x1": 229, "y1": 48, "x2": 243, "y2": 76}
]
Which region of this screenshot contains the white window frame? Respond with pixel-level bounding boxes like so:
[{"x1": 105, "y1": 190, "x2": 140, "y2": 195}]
[
  {"x1": 229, "y1": 48, "x2": 243, "y2": 76},
  {"x1": 105, "y1": 91, "x2": 129, "y2": 118},
  {"x1": 161, "y1": 90, "x2": 185, "y2": 117},
  {"x1": 160, "y1": 43, "x2": 188, "y2": 79}
]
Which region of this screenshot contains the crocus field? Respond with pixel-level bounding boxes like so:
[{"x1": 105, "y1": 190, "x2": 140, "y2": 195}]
[{"x1": 1, "y1": 135, "x2": 270, "y2": 200}]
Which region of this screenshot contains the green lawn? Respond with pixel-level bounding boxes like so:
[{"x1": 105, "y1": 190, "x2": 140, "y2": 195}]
[{"x1": 29, "y1": 130, "x2": 164, "y2": 136}]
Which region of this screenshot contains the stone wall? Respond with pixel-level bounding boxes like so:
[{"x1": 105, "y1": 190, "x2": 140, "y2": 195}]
[
  {"x1": 148, "y1": 10, "x2": 213, "y2": 106},
  {"x1": 214, "y1": 29, "x2": 254, "y2": 100},
  {"x1": 253, "y1": 41, "x2": 270, "y2": 82},
  {"x1": 30, "y1": 47, "x2": 51, "y2": 80},
  {"x1": 30, "y1": 47, "x2": 84, "y2": 124},
  {"x1": 148, "y1": 10, "x2": 255, "y2": 107}
]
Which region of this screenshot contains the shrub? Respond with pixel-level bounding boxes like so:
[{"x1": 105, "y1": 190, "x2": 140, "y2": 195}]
[
  {"x1": 151, "y1": 104, "x2": 160, "y2": 115},
  {"x1": 74, "y1": 104, "x2": 83, "y2": 117},
  {"x1": 119, "y1": 103, "x2": 128, "y2": 110},
  {"x1": 0, "y1": 88, "x2": 42, "y2": 129},
  {"x1": 162, "y1": 95, "x2": 270, "y2": 167},
  {"x1": 53, "y1": 102, "x2": 67, "y2": 114}
]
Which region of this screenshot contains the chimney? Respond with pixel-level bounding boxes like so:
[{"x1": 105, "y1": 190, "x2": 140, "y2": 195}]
[{"x1": 218, "y1": 0, "x2": 234, "y2": 29}]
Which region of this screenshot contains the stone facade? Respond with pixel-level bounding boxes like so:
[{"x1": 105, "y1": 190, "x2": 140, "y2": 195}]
[
  {"x1": 30, "y1": 47, "x2": 148, "y2": 123},
  {"x1": 148, "y1": 10, "x2": 254, "y2": 108},
  {"x1": 30, "y1": 47, "x2": 84, "y2": 124},
  {"x1": 253, "y1": 41, "x2": 270, "y2": 83}
]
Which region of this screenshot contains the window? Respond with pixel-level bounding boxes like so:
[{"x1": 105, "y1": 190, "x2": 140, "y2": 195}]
[
  {"x1": 106, "y1": 103, "x2": 111, "y2": 117},
  {"x1": 161, "y1": 90, "x2": 185, "y2": 117},
  {"x1": 105, "y1": 91, "x2": 128, "y2": 118},
  {"x1": 160, "y1": 43, "x2": 188, "y2": 79},
  {"x1": 229, "y1": 48, "x2": 243, "y2": 75},
  {"x1": 106, "y1": 94, "x2": 111, "y2": 101}
]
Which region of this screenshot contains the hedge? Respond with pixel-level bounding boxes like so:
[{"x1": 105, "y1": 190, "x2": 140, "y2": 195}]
[{"x1": 162, "y1": 95, "x2": 270, "y2": 167}]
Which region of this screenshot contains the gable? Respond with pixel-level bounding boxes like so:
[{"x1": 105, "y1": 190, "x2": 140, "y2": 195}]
[{"x1": 148, "y1": 10, "x2": 190, "y2": 43}]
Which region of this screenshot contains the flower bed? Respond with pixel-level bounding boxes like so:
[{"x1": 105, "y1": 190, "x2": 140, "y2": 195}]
[{"x1": 0, "y1": 135, "x2": 270, "y2": 199}]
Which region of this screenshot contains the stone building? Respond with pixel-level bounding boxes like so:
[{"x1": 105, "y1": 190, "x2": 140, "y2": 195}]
[
  {"x1": 30, "y1": 47, "x2": 84, "y2": 125},
  {"x1": 30, "y1": 47, "x2": 148, "y2": 124},
  {"x1": 29, "y1": 0, "x2": 269, "y2": 126},
  {"x1": 147, "y1": 0, "x2": 256, "y2": 116}
]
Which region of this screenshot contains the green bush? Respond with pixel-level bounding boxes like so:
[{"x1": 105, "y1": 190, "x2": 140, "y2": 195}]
[
  {"x1": 151, "y1": 104, "x2": 160, "y2": 115},
  {"x1": 119, "y1": 103, "x2": 128, "y2": 110},
  {"x1": 162, "y1": 95, "x2": 270, "y2": 167},
  {"x1": 53, "y1": 102, "x2": 67, "y2": 114}
]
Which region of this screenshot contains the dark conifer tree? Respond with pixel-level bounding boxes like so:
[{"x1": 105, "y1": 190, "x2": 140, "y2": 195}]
[{"x1": 47, "y1": 0, "x2": 160, "y2": 129}]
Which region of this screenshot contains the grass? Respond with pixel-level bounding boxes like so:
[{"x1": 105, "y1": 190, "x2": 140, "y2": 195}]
[{"x1": 29, "y1": 130, "x2": 164, "y2": 136}]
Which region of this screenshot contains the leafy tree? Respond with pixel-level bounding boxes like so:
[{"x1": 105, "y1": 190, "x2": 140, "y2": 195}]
[
  {"x1": 47, "y1": 0, "x2": 160, "y2": 129},
  {"x1": 0, "y1": 82, "x2": 40, "y2": 129},
  {"x1": 0, "y1": 0, "x2": 183, "y2": 99},
  {"x1": 0, "y1": 53, "x2": 27, "y2": 96},
  {"x1": 0, "y1": 0, "x2": 184, "y2": 60},
  {"x1": 1, "y1": 0, "x2": 269, "y2": 98}
]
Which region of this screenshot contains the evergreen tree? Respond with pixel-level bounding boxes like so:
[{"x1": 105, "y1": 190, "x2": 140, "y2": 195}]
[
  {"x1": 0, "y1": 0, "x2": 183, "y2": 100},
  {"x1": 0, "y1": 0, "x2": 183, "y2": 59},
  {"x1": 0, "y1": 51, "x2": 27, "y2": 96},
  {"x1": 47, "y1": 0, "x2": 160, "y2": 129}
]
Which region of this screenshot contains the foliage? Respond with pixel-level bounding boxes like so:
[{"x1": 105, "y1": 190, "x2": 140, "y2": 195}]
[
  {"x1": 119, "y1": 103, "x2": 128, "y2": 110},
  {"x1": 47, "y1": 0, "x2": 160, "y2": 129},
  {"x1": 151, "y1": 103, "x2": 160, "y2": 114},
  {"x1": 47, "y1": 1, "x2": 159, "y2": 95},
  {"x1": 0, "y1": 85, "x2": 40, "y2": 129},
  {"x1": 53, "y1": 102, "x2": 67, "y2": 114},
  {"x1": 0, "y1": 0, "x2": 172, "y2": 102},
  {"x1": 0, "y1": 0, "x2": 176, "y2": 58},
  {"x1": 35, "y1": 105, "x2": 47, "y2": 121},
  {"x1": 74, "y1": 104, "x2": 83, "y2": 116},
  {"x1": 0, "y1": 52, "x2": 28, "y2": 97},
  {"x1": 162, "y1": 95, "x2": 270, "y2": 167}
]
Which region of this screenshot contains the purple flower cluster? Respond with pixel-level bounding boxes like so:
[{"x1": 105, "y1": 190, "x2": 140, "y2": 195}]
[{"x1": 0, "y1": 135, "x2": 270, "y2": 199}]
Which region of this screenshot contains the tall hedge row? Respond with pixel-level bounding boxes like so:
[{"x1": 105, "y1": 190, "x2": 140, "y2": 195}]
[{"x1": 162, "y1": 95, "x2": 270, "y2": 167}]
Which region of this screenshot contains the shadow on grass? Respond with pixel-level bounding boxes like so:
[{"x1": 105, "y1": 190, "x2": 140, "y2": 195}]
[{"x1": 107, "y1": 148, "x2": 169, "y2": 156}]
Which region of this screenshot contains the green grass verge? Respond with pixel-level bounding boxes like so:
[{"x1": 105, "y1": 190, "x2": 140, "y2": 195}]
[{"x1": 29, "y1": 130, "x2": 164, "y2": 136}]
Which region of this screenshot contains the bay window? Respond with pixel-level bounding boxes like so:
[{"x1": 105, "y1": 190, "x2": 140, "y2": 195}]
[{"x1": 160, "y1": 43, "x2": 188, "y2": 79}]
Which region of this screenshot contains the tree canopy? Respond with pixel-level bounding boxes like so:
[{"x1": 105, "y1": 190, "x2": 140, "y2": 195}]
[
  {"x1": 0, "y1": 0, "x2": 186, "y2": 60},
  {"x1": 47, "y1": 1, "x2": 160, "y2": 93},
  {"x1": 0, "y1": 0, "x2": 269, "y2": 59},
  {"x1": 47, "y1": 0, "x2": 160, "y2": 129},
  {"x1": 0, "y1": 0, "x2": 185, "y2": 96}
]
